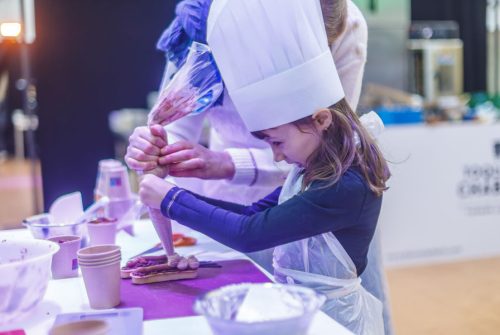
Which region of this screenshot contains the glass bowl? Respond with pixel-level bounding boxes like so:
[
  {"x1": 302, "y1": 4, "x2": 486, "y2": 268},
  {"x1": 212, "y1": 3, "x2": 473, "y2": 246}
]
[
  {"x1": 194, "y1": 283, "x2": 325, "y2": 335},
  {"x1": 23, "y1": 213, "x2": 87, "y2": 245}
]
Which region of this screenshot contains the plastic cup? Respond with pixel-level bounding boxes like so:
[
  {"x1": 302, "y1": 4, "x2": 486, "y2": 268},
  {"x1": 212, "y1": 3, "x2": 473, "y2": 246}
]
[
  {"x1": 49, "y1": 319, "x2": 109, "y2": 335},
  {"x1": 104, "y1": 198, "x2": 136, "y2": 226},
  {"x1": 103, "y1": 166, "x2": 131, "y2": 201},
  {"x1": 86, "y1": 221, "x2": 118, "y2": 246},
  {"x1": 94, "y1": 159, "x2": 123, "y2": 201},
  {"x1": 80, "y1": 260, "x2": 121, "y2": 309},
  {"x1": 48, "y1": 235, "x2": 82, "y2": 279}
]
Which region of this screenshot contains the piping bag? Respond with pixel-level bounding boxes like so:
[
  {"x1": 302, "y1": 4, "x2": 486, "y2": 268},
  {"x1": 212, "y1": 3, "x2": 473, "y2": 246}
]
[
  {"x1": 137, "y1": 42, "x2": 223, "y2": 255},
  {"x1": 137, "y1": 169, "x2": 175, "y2": 256}
]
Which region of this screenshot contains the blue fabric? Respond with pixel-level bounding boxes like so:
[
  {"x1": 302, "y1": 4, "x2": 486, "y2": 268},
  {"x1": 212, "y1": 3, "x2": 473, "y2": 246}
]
[
  {"x1": 157, "y1": 0, "x2": 212, "y2": 67},
  {"x1": 175, "y1": 0, "x2": 211, "y2": 44},
  {"x1": 162, "y1": 169, "x2": 382, "y2": 275},
  {"x1": 156, "y1": 0, "x2": 223, "y2": 106},
  {"x1": 156, "y1": 17, "x2": 191, "y2": 68}
]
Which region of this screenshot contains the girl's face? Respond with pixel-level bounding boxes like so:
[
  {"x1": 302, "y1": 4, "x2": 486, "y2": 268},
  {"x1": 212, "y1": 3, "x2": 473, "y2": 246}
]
[{"x1": 259, "y1": 122, "x2": 321, "y2": 167}]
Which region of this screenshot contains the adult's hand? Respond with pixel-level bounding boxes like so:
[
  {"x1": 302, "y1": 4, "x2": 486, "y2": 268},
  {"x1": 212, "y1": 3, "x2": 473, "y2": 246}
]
[
  {"x1": 125, "y1": 125, "x2": 169, "y2": 178},
  {"x1": 159, "y1": 141, "x2": 235, "y2": 180}
]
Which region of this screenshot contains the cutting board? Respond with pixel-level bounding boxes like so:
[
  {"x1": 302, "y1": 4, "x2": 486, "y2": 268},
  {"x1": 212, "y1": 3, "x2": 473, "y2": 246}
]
[{"x1": 118, "y1": 259, "x2": 272, "y2": 320}]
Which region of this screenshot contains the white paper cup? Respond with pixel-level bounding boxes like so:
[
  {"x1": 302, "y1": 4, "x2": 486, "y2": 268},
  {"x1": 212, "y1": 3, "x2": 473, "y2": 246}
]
[
  {"x1": 48, "y1": 235, "x2": 82, "y2": 279},
  {"x1": 80, "y1": 260, "x2": 121, "y2": 309},
  {"x1": 86, "y1": 221, "x2": 118, "y2": 246}
]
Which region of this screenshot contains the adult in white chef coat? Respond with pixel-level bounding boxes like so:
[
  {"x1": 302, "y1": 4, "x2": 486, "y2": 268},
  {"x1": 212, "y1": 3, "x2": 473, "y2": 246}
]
[{"x1": 125, "y1": 1, "x2": 393, "y2": 334}]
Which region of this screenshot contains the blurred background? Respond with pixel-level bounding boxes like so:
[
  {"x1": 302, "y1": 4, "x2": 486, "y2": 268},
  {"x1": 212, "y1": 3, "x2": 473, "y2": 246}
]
[{"x1": 0, "y1": 0, "x2": 499, "y2": 334}]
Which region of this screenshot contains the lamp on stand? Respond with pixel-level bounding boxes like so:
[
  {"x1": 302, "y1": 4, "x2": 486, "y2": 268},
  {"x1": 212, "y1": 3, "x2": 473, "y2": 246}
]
[{"x1": 0, "y1": 0, "x2": 41, "y2": 214}]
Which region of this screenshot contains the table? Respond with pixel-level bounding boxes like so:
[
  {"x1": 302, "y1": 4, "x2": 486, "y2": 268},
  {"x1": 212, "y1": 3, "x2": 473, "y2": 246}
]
[{"x1": 0, "y1": 221, "x2": 352, "y2": 334}]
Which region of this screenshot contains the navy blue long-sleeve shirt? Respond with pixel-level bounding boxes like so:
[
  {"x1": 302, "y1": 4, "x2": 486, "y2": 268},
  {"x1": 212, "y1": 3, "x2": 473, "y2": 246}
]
[{"x1": 160, "y1": 169, "x2": 382, "y2": 275}]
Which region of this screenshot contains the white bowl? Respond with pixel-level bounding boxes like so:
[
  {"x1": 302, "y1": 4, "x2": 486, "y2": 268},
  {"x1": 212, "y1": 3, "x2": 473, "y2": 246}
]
[{"x1": 0, "y1": 238, "x2": 60, "y2": 325}]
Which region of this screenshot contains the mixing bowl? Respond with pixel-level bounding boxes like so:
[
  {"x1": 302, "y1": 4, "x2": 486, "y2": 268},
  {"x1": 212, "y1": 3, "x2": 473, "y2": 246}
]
[
  {"x1": 0, "y1": 238, "x2": 60, "y2": 324},
  {"x1": 194, "y1": 283, "x2": 325, "y2": 335},
  {"x1": 23, "y1": 213, "x2": 87, "y2": 245}
]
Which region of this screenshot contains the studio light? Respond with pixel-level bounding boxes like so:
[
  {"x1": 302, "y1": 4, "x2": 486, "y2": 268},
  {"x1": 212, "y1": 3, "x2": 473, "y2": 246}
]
[{"x1": 0, "y1": 22, "x2": 22, "y2": 39}]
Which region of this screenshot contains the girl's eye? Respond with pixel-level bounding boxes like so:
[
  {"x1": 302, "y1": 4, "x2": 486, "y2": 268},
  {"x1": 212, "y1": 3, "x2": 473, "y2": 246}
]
[{"x1": 271, "y1": 141, "x2": 282, "y2": 147}]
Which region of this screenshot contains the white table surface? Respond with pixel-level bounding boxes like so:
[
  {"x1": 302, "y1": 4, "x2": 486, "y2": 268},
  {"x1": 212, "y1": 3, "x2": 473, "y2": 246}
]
[{"x1": 0, "y1": 221, "x2": 352, "y2": 335}]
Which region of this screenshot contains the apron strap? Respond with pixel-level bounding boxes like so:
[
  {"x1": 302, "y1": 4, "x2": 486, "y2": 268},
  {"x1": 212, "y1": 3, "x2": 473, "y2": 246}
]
[
  {"x1": 274, "y1": 264, "x2": 358, "y2": 287},
  {"x1": 274, "y1": 265, "x2": 361, "y2": 299},
  {"x1": 322, "y1": 233, "x2": 358, "y2": 275}
]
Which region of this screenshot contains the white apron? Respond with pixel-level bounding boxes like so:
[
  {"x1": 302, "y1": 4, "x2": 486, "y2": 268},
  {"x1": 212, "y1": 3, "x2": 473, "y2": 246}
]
[{"x1": 272, "y1": 166, "x2": 384, "y2": 335}]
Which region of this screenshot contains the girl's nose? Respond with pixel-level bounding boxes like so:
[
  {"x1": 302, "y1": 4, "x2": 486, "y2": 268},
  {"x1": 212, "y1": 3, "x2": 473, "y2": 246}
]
[{"x1": 272, "y1": 148, "x2": 285, "y2": 162}]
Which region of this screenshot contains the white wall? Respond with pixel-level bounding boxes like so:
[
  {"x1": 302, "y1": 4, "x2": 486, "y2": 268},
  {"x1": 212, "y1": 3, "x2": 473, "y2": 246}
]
[{"x1": 379, "y1": 123, "x2": 500, "y2": 267}]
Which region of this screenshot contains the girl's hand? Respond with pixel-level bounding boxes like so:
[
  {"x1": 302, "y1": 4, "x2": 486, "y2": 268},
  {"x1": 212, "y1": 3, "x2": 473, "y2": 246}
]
[{"x1": 139, "y1": 174, "x2": 176, "y2": 209}]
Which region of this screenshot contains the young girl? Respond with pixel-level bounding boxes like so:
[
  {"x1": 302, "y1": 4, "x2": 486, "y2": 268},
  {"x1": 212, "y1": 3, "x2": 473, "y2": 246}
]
[
  {"x1": 130, "y1": 2, "x2": 396, "y2": 334},
  {"x1": 139, "y1": 0, "x2": 389, "y2": 333}
]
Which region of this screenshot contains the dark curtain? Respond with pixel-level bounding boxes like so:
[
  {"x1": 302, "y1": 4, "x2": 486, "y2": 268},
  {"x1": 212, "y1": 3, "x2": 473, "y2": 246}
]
[
  {"x1": 411, "y1": 0, "x2": 487, "y2": 93},
  {"x1": 33, "y1": 0, "x2": 175, "y2": 209}
]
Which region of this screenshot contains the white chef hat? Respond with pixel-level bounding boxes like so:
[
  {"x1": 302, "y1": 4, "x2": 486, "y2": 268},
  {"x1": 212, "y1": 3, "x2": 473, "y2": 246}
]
[{"x1": 207, "y1": 0, "x2": 345, "y2": 132}]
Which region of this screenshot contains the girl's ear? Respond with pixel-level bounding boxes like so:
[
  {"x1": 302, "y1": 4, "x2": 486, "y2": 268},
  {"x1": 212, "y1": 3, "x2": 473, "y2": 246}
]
[{"x1": 312, "y1": 109, "x2": 333, "y2": 132}]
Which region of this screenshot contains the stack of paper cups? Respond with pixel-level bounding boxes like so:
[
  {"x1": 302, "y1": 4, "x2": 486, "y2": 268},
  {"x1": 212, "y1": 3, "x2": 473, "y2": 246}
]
[{"x1": 77, "y1": 245, "x2": 121, "y2": 309}]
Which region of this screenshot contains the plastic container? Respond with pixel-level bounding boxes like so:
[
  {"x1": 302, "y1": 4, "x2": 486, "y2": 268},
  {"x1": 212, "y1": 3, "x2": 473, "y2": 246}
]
[
  {"x1": 94, "y1": 159, "x2": 123, "y2": 201},
  {"x1": 194, "y1": 283, "x2": 325, "y2": 335},
  {"x1": 23, "y1": 213, "x2": 87, "y2": 245},
  {"x1": 0, "y1": 239, "x2": 60, "y2": 324},
  {"x1": 374, "y1": 106, "x2": 424, "y2": 125}
]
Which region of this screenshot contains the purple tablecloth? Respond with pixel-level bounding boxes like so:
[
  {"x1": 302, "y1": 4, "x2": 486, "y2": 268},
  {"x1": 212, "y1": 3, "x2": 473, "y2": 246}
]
[{"x1": 118, "y1": 259, "x2": 272, "y2": 320}]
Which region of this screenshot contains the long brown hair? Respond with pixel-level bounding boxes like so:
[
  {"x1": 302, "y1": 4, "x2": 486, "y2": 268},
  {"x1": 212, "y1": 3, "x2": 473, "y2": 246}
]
[{"x1": 293, "y1": 99, "x2": 390, "y2": 195}]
